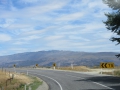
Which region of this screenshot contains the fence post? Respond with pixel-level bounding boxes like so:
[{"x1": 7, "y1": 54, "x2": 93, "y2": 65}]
[
  {"x1": 12, "y1": 74, "x2": 14, "y2": 79},
  {"x1": 0, "y1": 86, "x2": 2, "y2": 90},
  {"x1": 1, "y1": 86, "x2": 4, "y2": 90},
  {"x1": 29, "y1": 86, "x2": 31, "y2": 90},
  {"x1": 6, "y1": 80, "x2": 8, "y2": 87},
  {"x1": 101, "y1": 68, "x2": 102, "y2": 74},
  {"x1": 24, "y1": 85, "x2": 26, "y2": 90},
  {"x1": 5, "y1": 69, "x2": 6, "y2": 75}
]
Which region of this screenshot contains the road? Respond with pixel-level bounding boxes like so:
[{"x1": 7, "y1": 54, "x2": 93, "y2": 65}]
[{"x1": 6, "y1": 68, "x2": 120, "y2": 90}]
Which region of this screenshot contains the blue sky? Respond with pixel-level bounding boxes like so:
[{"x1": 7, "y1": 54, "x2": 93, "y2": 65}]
[{"x1": 0, "y1": 0, "x2": 119, "y2": 56}]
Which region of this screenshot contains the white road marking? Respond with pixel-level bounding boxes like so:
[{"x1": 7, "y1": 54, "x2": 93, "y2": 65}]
[
  {"x1": 92, "y1": 82, "x2": 115, "y2": 90},
  {"x1": 17, "y1": 69, "x2": 114, "y2": 90},
  {"x1": 29, "y1": 72, "x2": 63, "y2": 90},
  {"x1": 66, "y1": 74, "x2": 114, "y2": 90},
  {"x1": 67, "y1": 74, "x2": 85, "y2": 79}
]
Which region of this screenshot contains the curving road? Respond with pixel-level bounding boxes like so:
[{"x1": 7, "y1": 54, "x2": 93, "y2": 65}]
[{"x1": 6, "y1": 68, "x2": 120, "y2": 90}]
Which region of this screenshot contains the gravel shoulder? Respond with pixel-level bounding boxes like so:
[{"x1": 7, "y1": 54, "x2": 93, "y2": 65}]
[{"x1": 36, "y1": 78, "x2": 49, "y2": 90}]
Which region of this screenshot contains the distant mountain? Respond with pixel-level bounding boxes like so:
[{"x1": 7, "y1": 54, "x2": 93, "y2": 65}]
[{"x1": 0, "y1": 50, "x2": 120, "y2": 67}]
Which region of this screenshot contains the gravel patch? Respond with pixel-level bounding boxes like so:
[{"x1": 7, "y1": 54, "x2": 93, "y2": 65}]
[{"x1": 36, "y1": 79, "x2": 49, "y2": 90}]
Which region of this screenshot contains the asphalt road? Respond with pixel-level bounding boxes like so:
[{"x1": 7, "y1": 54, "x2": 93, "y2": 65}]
[{"x1": 6, "y1": 68, "x2": 120, "y2": 90}]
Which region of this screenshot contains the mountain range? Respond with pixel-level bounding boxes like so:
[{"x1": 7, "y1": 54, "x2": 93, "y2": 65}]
[{"x1": 0, "y1": 50, "x2": 120, "y2": 67}]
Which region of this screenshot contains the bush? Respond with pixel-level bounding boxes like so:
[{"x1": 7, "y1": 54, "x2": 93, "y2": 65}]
[{"x1": 114, "y1": 70, "x2": 120, "y2": 76}]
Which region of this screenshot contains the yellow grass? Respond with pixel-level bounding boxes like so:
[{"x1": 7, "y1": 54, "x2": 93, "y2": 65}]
[
  {"x1": 58, "y1": 66, "x2": 90, "y2": 72},
  {"x1": 0, "y1": 70, "x2": 32, "y2": 90}
]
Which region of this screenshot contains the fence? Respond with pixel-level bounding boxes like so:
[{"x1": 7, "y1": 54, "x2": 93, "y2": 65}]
[{"x1": 0, "y1": 69, "x2": 31, "y2": 90}]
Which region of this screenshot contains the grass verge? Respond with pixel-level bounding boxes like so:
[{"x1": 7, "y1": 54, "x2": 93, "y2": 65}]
[
  {"x1": 0, "y1": 70, "x2": 42, "y2": 90},
  {"x1": 99, "y1": 70, "x2": 120, "y2": 77},
  {"x1": 114, "y1": 70, "x2": 120, "y2": 76},
  {"x1": 26, "y1": 77, "x2": 42, "y2": 90}
]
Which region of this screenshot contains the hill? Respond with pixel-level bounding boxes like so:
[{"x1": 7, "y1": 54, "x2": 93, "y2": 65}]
[{"x1": 0, "y1": 50, "x2": 120, "y2": 67}]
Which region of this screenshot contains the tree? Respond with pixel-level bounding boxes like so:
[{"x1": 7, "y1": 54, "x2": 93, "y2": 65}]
[{"x1": 103, "y1": 0, "x2": 120, "y2": 58}]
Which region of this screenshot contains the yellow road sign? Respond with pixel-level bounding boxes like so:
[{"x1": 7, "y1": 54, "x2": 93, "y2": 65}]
[
  {"x1": 100, "y1": 62, "x2": 114, "y2": 68},
  {"x1": 53, "y1": 63, "x2": 56, "y2": 67},
  {"x1": 36, "y1": 64, "x2": 38, "y2": 67},
  {"x1": 13, "y1": 64, "x2": 16, "y2": 67}
]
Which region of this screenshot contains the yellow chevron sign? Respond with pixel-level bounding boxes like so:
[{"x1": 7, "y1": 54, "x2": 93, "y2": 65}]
[
  {"x1": 13, "y1": 64, "x2": 16, "y2": 67},
  {"x1": 53, "y1": 63, "x2": 56, "y2": 67},
  {"x1": 100, "y1": 62, "x2": 114, "y2": 68},
  {"x1": 36, "y1": 64, "x2": 38, "y2": 67}
]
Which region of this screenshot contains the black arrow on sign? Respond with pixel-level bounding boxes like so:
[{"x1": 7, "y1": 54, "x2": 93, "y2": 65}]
[
  {"x1": 101, "y1": 63, "x2": 108, "y2": 68},
  {"x1": 105, "y1": 63, "x2": 107, "y2": 68},
  {"x1": 101, "y1": 63, "x2": 104, "y2": 68}
]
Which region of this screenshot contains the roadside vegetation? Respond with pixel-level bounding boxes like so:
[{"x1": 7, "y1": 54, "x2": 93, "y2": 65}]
[
  {"x1": 27, "y1": 77, "x2": 42, "y2": 90},
  {"x1": 101, "y1": 70, "x2": 120, "y2": 76},
  {"x1": 57, "y1": 66, "x2": 120, "y2": 77},
  {"x1": 92, "y1": 66, "x2": 120, "y2": 76},
  {"x1": 114, "y1": 70, "x2": 120, "y2": 76},
  {"x1": 57, "y1": 66, "x2": 90, "y2": 72},
  {"x1": 0, "y1": 69, "x2": 42, "y2": 90}
]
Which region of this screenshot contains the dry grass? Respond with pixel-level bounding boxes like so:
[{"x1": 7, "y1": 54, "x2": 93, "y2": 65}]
[
  {"x1": 14, "y1": 73, "x2": 32, "y2": 84},
  {"x1": 57, "y1": 66, "x2": 90, "y2": 72},
  {"x1": 0, "y1": 70, "x2": 32, "y2": 90}
]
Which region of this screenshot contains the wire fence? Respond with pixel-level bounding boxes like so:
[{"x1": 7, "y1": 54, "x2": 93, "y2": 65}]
[{"x1": 0, "y1": 69, "x2": 31, "y2": 90}]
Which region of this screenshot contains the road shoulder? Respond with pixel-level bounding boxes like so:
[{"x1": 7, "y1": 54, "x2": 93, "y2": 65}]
[{"x1": 36, "y1": 78, "x2": 49, "y2": 90}]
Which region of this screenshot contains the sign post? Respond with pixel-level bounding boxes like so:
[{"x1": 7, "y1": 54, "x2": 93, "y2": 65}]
[
  {"x1": 71, "y1": 63, "x2": 73, "y2": 69},
  {"x1": 13, "y1": 64, "x2": 16, "y2": 73},
  {"x1": 53, "y1": 63, "x2": 56, "y2": 70},
  {"x1": 36, "y1": 64, "x2": 38, "y2": 68}
]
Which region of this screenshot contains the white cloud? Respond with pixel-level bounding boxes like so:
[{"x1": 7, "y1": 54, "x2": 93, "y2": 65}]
[
  {"x1": 69, "y1": 36, "x2": 90, "y2": 42},
  {"x1": 19, "y1": 0, "x2": 39, "y2": 3},
  {"x1": 0, "y1": 0, "x2": 119, "y2": 56},
  {"x1": 88, "y1": 0, "x2": 109, "y2": 9},
  {"x1": 0, "y1": 34, "x2": 11, "y2": 42},
  {"x1": 94, "y1": 32, "x2": 113, "y2": 39},
  {"x1": 10, "y1": 48, "x2": 28, "y2": 53},
  {"x1": 47, "y1": 39, "x2": 70, "y2": 48},
  {"x1": 19, "y1": 35, "x2": 41, "y2": 41},
  {"x1": 0, "y1": 1, "x2": 67, "y2": 18},
  {"x1": 56, "y1": 12, "x2": 84, "y2": 21},
  {"x1": 22, "y1": 30, "x2": 46, "y2": 36},
  {"x1": 8, "y1": 24, "x2": 31, "y2": 29},
  {"x1": 13, "y1": 41, "x2": 29, "y2": 45},
  {"x1": 45, "y1": 36, "x2": 64, "y2": 41},
  {"x1": 0, "y1": 19, "x2": 15, "y2": 28}
]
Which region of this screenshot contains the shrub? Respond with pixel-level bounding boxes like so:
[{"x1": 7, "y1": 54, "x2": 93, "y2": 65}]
[{"x1": 114, "y1": 70, "x2": 120, "y2": 76}]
